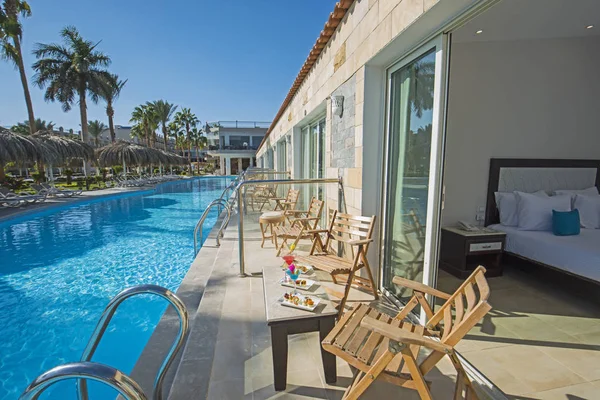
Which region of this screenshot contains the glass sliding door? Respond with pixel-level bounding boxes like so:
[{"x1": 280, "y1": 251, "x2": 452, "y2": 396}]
[
  {"x1": 382, "y1": 37, "x2": 448, "y2": 310},
  {"x1": 277, "y1": 139, "x2": 287, "y2": 172},
  {"x1": 300, "y1": 117, "x2": 326, "y2": 205}
]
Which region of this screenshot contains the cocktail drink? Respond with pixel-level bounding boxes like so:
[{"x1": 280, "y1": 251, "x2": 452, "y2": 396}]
[
  {"x1": 282, "y1": 254, "x2": 295, "y2": 266},
  {"x1": 286, "y1": 264, "x2": 301, "y2": 294}
]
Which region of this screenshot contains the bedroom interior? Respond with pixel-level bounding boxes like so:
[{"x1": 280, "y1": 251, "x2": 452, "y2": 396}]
[{"x1": 436, "y1": 0, "x2": 600, "y2": 397}]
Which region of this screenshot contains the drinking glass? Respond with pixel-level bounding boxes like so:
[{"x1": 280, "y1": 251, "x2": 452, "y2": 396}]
[{"x1": 286, "y1": 268, "x2": 300, "y2": 294}]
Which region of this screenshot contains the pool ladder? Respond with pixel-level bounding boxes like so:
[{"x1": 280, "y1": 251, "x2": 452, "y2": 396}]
[
  {"x1": 193, "y1": 196, "x2": 235, "y2": 254},
  {"x1": 19, "y1": 285, "x2": 190, "y2": 400}
]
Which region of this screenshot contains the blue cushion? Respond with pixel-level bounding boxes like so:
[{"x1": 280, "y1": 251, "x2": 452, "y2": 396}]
[{"x1": 552, "y1": 209, "x2": 580, "y2": 236}]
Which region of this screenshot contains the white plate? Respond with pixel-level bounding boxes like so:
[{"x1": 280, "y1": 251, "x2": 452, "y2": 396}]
[
  {"x1": 281, "y1": 264, "x2": 314, "y2": 275},
  {"x1": 279, "y1": 277, "x2": 316, "y2": 291},
  {"x1": 279, "y1": 294, "x2": 320, "y2": 312}
]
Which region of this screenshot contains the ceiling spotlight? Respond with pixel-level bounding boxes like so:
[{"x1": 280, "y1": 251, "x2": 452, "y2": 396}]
[
  {"x1": 586, "y1": 25, "x2": 594, "y2": 29},
  {"x1": 476, "y1": 29, "x2": 483, "y2": 34}
]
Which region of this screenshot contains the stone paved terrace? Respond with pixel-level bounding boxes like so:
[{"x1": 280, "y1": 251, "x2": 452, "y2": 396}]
[{"x1": 166, "y1": 210, "x2": 505, "y2": 400}]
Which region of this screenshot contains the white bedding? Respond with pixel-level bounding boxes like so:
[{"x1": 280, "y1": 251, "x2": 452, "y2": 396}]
[{"x1": 490, "y1": 224, "x2": 600, "y2": 283}]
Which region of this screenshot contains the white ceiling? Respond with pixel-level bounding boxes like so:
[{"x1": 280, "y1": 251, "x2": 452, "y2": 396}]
[{"x1": 453, "y1": 0, "x2": 600, "y2": 43}]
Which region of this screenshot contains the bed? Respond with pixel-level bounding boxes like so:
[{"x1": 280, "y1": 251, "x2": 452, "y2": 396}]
[{"x1": 485, "y1": 158, "x2": 600, "y2": 284}]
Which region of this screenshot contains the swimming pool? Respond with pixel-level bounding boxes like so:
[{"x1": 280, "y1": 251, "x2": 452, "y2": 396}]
[{"x1": 0, "y1": 177, "x2": 231, "y2": 399}]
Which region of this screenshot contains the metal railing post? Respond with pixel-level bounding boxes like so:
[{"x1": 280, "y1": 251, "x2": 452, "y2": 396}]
[{"x1": 237, "y1": 184, "x2": 245, "y2": 276}]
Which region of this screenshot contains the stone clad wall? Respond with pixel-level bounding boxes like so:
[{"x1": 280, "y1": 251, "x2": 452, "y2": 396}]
[
  {"x1": 331, "y1": 76, "x2": 356, "y2": 169},
  {"x1": 258, "y1": 0, "x2": 440, "y2": 214}
]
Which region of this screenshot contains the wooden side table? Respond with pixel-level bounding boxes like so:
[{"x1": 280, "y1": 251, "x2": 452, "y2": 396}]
[
  {"x1": 262, "y1": 265, "x2": 338, "y2": 390},
  {"x1": 440, "y1": 227, "x2": 506, "y2": 278},
  {"x1": 259, "y1": 211, "x2": 285, "y2": 248}
]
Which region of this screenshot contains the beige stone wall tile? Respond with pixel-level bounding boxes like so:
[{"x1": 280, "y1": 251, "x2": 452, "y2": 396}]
[
  {"x1": 379, "y1": 0, "x2": 402, "y2": 22},
  {"x1": 355, "y1": 124, "x2": 363, "y2": 147},
  {"x1": 355, "y1": 146, "x2": 363, "y2": 168},
  {"x1": 346, "y1": 168, "x2": 362, "y2": 189},
  {"x1": 424, "y1": 0, "x2": 439, "y2": 11},
  {"x1": 351, "y1": 0, "x2": 370, "y2": 30},
  {"x1": 355, "y1": 101, "x2": 364, "y2": 127},
  {"x1": 391, "y1": 0, "x2": 424, "y2": 37},
  {"x1": 368, "y1": 0, "x2": 378, "y2": 10},
  {"x1": 356, "y1": 80, "x2": 365, "y2": 104},
  {"x1": 346, "y1": 2, "x2": 378, "y2": 56},
  {"x1": 355, "y1": 66, "x2": 366, "y2": 83},
  {"x1": 354, "y1": 187, "x2": 363, "y2": 208},
  {"x1": 371, "y1": 12, "x2": 393, "y2": 49}
]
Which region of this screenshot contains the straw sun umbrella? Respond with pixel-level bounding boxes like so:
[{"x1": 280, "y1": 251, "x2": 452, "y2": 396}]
[
  {"x1": 96, "y1": 141, "x2": 185, "y2": 181},
  {"x1": 32, "y1": 130, "x2": 95, "y2": 183},
  {"x1": 0, "y1": 127, "x2": 53, "y2": 180}
]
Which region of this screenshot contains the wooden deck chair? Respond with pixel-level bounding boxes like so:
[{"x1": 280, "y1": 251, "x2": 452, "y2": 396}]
[
  {"x1": 273, "y1": 197, "x2": 324, "y2": 256},
  {"x1": 270, "y1": 188, "x2": 300, "y2": 215},
  {"x1": 296, "y1": 210, "x2": 378, "y2": 317},
  {"x1": 250, "y1": 183, "x2": 279, "y2": 211},
  {"x1": 322, "y1": 266, "x2": 492, "y2": 400}
]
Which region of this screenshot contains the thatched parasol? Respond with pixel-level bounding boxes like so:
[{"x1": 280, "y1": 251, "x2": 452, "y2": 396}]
[
  {"x1": 31, "y1": 130, "x2": 95, "y2": 182},
  {"x1": 32, "y1": 130, "x2": 95, "y2": 164},
  {"x1": 0, "y1": 127, "x2": 50, "y2": 165}
]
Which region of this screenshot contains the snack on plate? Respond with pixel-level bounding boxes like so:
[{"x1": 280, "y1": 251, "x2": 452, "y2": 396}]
[
  {"x1": 298, "y1": 266, "x2": 308, "y2": 273},
  {"x1": 304, "y1": 297, "x2": 314, "y2": 306}
]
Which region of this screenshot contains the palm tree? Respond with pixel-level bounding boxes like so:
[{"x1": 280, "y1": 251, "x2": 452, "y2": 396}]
[
  {"x1": 167, "y1": 121, "x2": 184, "y2": 155},
  {"x1": 1, "y1": 0, "x2": 35, "y2": 135},
  {"x1": 130, "y1": 104, "x2": 158, "y2": 147},
  {"x1": 130, "y1": 124, "x2": 145, "y2": 144},
  {"x1": 173, "y1": 108, "x2": 198, "y2": 167},
  {"x1": 190, "y1": 127, "x2": 207, "y2": 174},
  {"x1": 88, "y1": 120, "x2": 106, "y2": 148},
  {"x1": 150, "y1": 100, "x2": 177, "y2": 151},
  {"x1": 98, "y1": 73, "x2": 127, "y2": 143},
  {"x1": 11, "y1": 118, "x2": 54, "y2": 134},
  {"x1": 32, "y1": 26, "x2": 112, "y2": 175}
]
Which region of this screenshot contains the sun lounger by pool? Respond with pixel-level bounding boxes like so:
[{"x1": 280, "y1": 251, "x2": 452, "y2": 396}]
[
  {"x1": 0, "y1": 187, "x2": 47, "y2": 206},
  {"x1": 38, "y1": 183, "x2": 82, "y2": 197}
]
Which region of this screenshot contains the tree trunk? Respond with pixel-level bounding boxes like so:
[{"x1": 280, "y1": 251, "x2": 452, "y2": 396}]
[
  {"x1": 0, "y1": 165, "x2": 5, "y2": 181},
  {"x1": 13, "y1": 37, "x2": 36, "y2": 134},
  {"x1": 162, "y1": 125, "x2": 168, "y2": 151},
  {"x1": 196, "y1": 146, "x2": 201, "y2": 174},
  {"x1": 107, "y1": 103, "x2": 116, "y2": 143},
  {"x1": 5, "y1": 0, "x2": 35, "y2": 135},
  {"x1": 78, "y1": 84, "x2": 91, "y2": 176}
]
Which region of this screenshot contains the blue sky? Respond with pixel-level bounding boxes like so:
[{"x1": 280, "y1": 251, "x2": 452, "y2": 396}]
[{"x1": 0, "y1": 0, "x2": 337, "y2": 130}]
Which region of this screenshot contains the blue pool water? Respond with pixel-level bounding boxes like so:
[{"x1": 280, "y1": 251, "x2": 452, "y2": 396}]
[{"x1": 0, "y1": 177, "x2": 231, "y2": 399}]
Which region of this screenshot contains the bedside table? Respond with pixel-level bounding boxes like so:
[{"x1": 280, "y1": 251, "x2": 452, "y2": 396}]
[{"x1": 440, "y1": 227, "x2": 506, "y2": 278}]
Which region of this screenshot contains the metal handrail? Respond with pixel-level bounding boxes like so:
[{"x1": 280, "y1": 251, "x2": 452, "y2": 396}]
[
  {"x1": 236, "y1": 177, "x2": 343, "y2": 276},
  {"x1": 20, "y1": 362, "x2": 147, "y2": 400},
  {"x1": 193, "y1": 199, "x2": 230, "y2": 253},
  {"x1": 79, "y1": 285, "x2": 189, "y2": 400}
]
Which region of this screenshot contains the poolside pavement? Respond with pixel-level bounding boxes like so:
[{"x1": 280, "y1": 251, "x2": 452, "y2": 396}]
[{"x1": 166, "y1": 210, "x2": 504, "y2": 400}]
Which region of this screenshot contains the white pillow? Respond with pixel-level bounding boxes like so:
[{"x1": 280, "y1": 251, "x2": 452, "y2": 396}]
[
  {"x1": 553, "y1": 186, "x2": 599, "y2": 196},
  {"x1": 515, "y1": 191, "x2": 571, "y2": 231},
  {"x1": 574, "y1": 194, "x2": 600, "y2": 229},
  {"x1": 495, "y1": 190, "x2": 547, "y2": 226}
]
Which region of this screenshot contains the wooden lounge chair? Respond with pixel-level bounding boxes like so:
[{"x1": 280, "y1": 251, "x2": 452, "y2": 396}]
[
  {"x1": 250, "y1": 183, "x2": 279, "y2": 211},
  {"x1": 296, "y1": 211, "x2": 378, "y2": 317},
  {"x1": 270, "y1": 188, "x2": 300, "y2": 214},
  {"x1": 273, "y1": 197, "x2": 324, "y2": 256},
  {"x1": 322, "y1": 266, "x2": 492, "y2": 400}
]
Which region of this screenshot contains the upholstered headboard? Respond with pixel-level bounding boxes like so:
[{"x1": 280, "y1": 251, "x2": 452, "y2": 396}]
[{"x1": 485, "y1": 159, "x2": 600, "y2": 226}]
